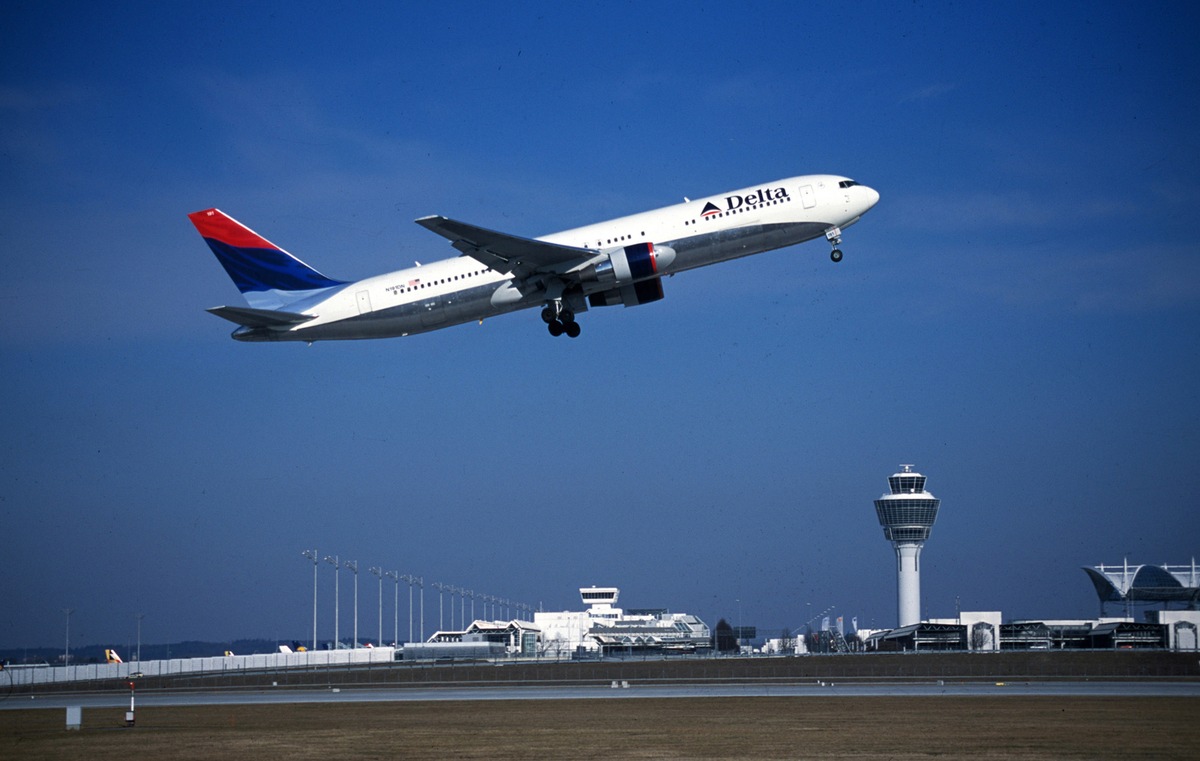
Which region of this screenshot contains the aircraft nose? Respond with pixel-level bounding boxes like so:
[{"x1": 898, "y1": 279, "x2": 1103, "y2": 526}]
[{"x1": 862, "y1": 185, "x2": 880, "y2": 210}]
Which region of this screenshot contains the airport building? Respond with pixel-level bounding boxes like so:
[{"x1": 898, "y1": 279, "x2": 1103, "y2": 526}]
[
  {"x1": 407, "y1": 619, "x2": 541, "y2": 660},
  {"x1": 851, "y1": 555, "x2": 1200, "y2": 652},
  {"x1": 1083, "y1": 560, "x2": 1200, "y2": 615},
  {"x1": 533, "y1": 586, "x2": 711, "y2": 657},
  {"x1": 410, "y1": 586, "x2": 711, "y2": 658}
]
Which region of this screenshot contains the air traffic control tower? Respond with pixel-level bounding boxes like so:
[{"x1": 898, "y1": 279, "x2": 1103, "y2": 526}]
[{"x1": 874, "y1": 465, "x2": 942, "y2": 627}]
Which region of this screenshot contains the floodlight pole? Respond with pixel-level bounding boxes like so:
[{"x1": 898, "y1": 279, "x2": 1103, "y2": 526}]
[
  {"x1": 432, "y1": 582, "x2": 446, "y2": 632},
  {"x1": 737, "y1": 598, "x2": 742, "y2": 651},
  {"x1": 302, "y1": 550, "x2": 319, "y2": 650},
  {"x1": 346, "y1": 560, "x2": 359, "y2": 648},
  {"x1": 417, "y1": 576, "x2": 425, "y2": 641},
  {"x1": 63, "y1": 608, "x2": 74, "y2": 672},
  {"x1": 384, "y1": 570, "x2": 399, "y2": 645},
  {"x1": 134, "y1": 613, "x2": 144, "y2": 663},
  {"x1": 399, "y1": 574, "x2": 415, "y2": 643},
  {"x1": 369, "y1": 567, "x2": 383, "y2": 647},
  {"x1": 324, "y1": 555, "x2": 340, "y2": 648}
]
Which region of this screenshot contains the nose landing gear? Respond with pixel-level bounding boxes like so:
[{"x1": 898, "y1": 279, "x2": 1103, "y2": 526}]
[
  {"x1": 825, "y1": 226, "x2": 844, "y2": 263},
  {"x1": 542, "y1": 301, "x2": 581, "y2": 338}
]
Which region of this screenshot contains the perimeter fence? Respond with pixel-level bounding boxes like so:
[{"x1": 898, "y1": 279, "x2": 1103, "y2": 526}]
[{"x1": 5, "y1": 650, "x2": 1198, "y2": 697}]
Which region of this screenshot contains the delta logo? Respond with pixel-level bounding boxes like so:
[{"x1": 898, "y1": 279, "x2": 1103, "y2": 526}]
[{"x1": 700, "y1": 186, "x2": 790, "y2": 217}]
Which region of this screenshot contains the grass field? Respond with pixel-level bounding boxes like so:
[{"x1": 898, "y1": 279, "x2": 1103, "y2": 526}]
[{"x1": 2, "y1": 696, "x2": 1197, "y2": 760}]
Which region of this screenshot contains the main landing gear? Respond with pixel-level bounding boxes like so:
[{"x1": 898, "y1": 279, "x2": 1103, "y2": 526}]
[
  {"x1": 542, "y1": 301, "x2": 581, "y2": 338},
  {"x1": 825, "y1": 226, "x2": 844, "y2": 263}
]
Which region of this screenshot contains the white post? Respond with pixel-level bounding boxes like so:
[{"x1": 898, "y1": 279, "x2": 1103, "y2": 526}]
[
  {"x1": 302, "y1": 550, "x2": 319, "y2": 650},
  {"x1": 63, "y1": 608, "x2": 74, "y2": 675},
  {"x1": 385, "y1": 571, "x2": 399, "y2": 645},
  {"x1": 370, "y1": 567, "x2": 383, "y2": 647},
  {"x1": 346, "y1": 560, "x2": 358, "y2": 648},
  {"x1": 135, "y1": 613, "x2": 144, "y2": 663},
  {"x1": 324, "y1": 555, "x2": 340, "y2": 648}
]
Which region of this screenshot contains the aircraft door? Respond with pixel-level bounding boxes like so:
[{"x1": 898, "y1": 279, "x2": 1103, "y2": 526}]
[
  {"x1": 800, "y1": 185, "x2": 816, "y2": 209},
  {"x1": 356, "y1": 290, "x2": 372, "y2": 315}
]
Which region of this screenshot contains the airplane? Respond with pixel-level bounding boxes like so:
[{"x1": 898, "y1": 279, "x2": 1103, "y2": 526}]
[
  {"x1": 105, "y1": 648, "x2": 123, "y2": 664},
  {"x1": 189, "y1": 174, "x2": 879, "y2": 341}
]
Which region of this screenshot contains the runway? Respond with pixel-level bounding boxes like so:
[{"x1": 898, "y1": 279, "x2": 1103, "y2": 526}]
[{"x1": 5, "y1": 680, "x2": 1200, "y2": 710}]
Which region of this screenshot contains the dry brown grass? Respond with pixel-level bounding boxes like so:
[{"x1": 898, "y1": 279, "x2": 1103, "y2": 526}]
[{"x1": 2, "y1": 696, "x2": 1196, "y2": 760}]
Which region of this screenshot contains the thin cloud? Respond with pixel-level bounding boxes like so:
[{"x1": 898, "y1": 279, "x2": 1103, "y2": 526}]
[{"x1": 901, "y1": 82, "x2": 957, "y2": 102}]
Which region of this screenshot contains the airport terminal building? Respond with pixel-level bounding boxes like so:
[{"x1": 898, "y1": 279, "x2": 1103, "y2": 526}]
[
  {"x1": 853, "y1": 561, "x2": 1200, "y2": 653},
  {"x1": 533, "y1": 587, "x2": 711, "y2": 657},
  {"x1": 1084, "y1": 561, "x2": 1200, "y2": 615},
  {"x1": 409, "y1": 586, "x2": 711, "y2": 659}
]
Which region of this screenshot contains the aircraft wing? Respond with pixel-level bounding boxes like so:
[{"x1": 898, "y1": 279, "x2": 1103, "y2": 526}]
[
  {"x1": 415, "y1": 215, "x2": 594, "y2": 276},
  {"x1": 206, "y1": 305, "x2": 315, "y2": 328}
]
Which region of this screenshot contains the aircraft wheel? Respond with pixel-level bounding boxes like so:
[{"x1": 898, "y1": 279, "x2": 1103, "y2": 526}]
[
  {"x1": 830, "y1": 248, "x2": 843, "y2": 263},
  {"x1": 565, "y1": 321, "x2": 581, "y2": 338},
  {"x1": 561, "y1": 309, "x2": 576, "y2": 325},
  {"x1": 547, "y1": 320, "x2": 565, "y2": 337},
  {"x1": 541, "y1": 306, "x2": 557, "y2": 324}
]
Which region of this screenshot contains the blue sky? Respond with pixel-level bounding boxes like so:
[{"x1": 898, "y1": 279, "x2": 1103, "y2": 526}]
[{"x1": 2, "y1": 1, "x2": 1198, "y2": 651}]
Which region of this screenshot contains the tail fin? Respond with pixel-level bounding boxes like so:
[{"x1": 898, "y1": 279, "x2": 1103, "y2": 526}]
[
  {"x1": 188, "y1": 209, "x2": 346, "y2": 310},
  {"x1": 105, "y1": 649, "x2": 123, "y2": 664}
]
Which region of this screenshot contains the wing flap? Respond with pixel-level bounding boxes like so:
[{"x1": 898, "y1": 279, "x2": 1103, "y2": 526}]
[
  {"x1": 415, "y1": 215, "x2": 592, "y2": 275},
  {"x1": 206, "y1": 305, "x2": 315, "y2": 328}
]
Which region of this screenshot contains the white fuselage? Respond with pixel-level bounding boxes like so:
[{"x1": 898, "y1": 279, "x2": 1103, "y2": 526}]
[{"x1": 240, "y1": 174, "x2": 878, "y2": 341}]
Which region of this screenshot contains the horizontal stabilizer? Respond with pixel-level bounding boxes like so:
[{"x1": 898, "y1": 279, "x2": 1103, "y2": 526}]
[
  {"x1": 415, "y1": 215, "x2": 590, "y2": 275},
  {"x1": 206, "y1": 305, "x2": 314, "y2": 328}
]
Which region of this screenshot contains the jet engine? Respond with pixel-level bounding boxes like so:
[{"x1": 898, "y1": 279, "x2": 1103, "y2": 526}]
[
  {"x1": 578, "y1": 242, "x2": 675, "y2": 288},
  {"x1": 588, "y1": 278, "x2": 664, "y2": 308}
]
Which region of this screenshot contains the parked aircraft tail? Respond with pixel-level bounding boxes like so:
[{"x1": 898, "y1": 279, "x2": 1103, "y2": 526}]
[
  {"x1": 105, "y1": 649, "x2": 123, "y2": 664},
  {"x1": 188, "y1": 209, "x2": 346, "y2": 310}
]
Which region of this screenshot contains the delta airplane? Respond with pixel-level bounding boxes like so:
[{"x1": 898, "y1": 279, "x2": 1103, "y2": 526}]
[{"x1": 189, "y1": 174, "x2": 879, "y2": 341}]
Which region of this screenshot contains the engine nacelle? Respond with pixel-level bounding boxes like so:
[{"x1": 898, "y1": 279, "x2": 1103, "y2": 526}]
[
  {"x1": 588, "y1": 278, "x2": 664, "y2": 308},
  {"x1": 578, "y1": 242, "x2": 675, "y2": 288}
]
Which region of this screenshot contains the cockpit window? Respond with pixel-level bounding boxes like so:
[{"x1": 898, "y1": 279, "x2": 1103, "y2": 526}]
[{"x1": 838, "y1": 180, "x2": 858, "y2": 188}]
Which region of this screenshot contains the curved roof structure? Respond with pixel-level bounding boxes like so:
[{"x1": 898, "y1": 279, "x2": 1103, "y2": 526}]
[{"x1": 1083, "y1": 561, "x2": 1200, "y2": 607}]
